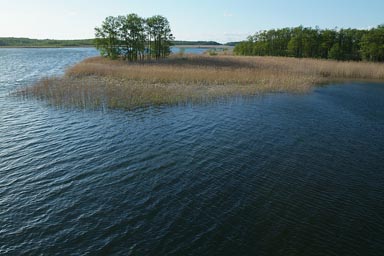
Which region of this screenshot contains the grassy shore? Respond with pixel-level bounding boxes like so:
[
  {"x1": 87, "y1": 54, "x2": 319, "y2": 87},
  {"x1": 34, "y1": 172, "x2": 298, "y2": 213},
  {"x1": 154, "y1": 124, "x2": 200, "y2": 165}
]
[{"x1": 20, "y1": 55, "x2": 384, "y2": 110}]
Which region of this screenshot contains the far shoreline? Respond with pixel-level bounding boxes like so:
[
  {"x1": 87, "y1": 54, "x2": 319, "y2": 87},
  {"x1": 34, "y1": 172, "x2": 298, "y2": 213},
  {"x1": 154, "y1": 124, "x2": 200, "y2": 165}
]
[
  {"x1": 0, "y1": 45, "x2": 231, "y2": 49},
  {"x1": 0, "y1": 46, "x2": 95, "y2": 49},
  {"x1": 174, "y1": 45, "x2": 233, "y2": 49}
]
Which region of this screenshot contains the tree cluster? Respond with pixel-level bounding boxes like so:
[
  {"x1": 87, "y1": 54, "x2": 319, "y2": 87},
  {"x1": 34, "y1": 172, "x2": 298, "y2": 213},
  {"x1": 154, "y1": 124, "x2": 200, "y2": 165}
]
[
  {"x1": 95, "y1": 14, "x2": 174, "y2": 61},
  {"x1": 234, "y1": 25, "x2": 384, "y2": 62}
]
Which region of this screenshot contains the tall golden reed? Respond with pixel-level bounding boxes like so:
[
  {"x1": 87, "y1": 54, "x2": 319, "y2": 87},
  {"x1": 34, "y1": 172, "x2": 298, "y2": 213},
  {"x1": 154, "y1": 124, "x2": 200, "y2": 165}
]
[{"x1": 21, "y1": 55, "x2": 384, "y2": 109}]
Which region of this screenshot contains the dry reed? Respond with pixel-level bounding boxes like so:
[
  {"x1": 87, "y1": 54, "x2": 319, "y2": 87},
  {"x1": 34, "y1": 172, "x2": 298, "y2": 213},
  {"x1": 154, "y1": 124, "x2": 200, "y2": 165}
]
[{"x1": 20, "y1": 55, "x2": 384, "y2": 110}]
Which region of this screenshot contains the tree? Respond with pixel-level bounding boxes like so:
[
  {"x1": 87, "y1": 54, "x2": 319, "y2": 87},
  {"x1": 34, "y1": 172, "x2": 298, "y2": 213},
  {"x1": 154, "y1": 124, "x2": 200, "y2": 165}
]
[
  {"x1": 117, "y1": 14, "x2": 145, "y2": 61},
  {"x1": 95, "y1": 16, "x2": 120, "y2": 59},
  {"x1": 233, "y1": 25, "x2": 384, "y2": 62},
  {"x1": 146, "y1": 15, "x2": 174, "y2": 59},
  {"x1": 301, "y1": 27, "x2": 320, "y2": 58},
  {"x1": 287, "y1": 26, "x2": 304, "y2": 57},
  {"x1": 360, "y1": 25, "x2": 384, "y2": 62},
  {"x1": 319, "y1": 29, "x2": 337, "y2": 59},
  {"x1": 328, "y1": 43, "x2": 343, "y2": 60},
  {"x1": 233, "y1": 38, "x2": 254, "y2": 56},
  {"x1": 95, "y1": 13, "x2": 174, "y2": 61}
]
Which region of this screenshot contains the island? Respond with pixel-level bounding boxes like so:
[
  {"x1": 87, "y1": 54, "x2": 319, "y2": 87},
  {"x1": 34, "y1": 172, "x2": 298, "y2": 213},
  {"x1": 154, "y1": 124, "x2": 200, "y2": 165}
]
[{"x1": 19, "y1": 14, "x2": 384, "y2": 110}]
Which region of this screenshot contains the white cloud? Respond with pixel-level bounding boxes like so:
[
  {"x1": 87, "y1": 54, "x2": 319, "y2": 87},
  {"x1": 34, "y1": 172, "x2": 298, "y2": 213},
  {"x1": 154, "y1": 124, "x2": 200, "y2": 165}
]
[{"x1": 223, "y1": 11, "x2": 233, "y2": 17}]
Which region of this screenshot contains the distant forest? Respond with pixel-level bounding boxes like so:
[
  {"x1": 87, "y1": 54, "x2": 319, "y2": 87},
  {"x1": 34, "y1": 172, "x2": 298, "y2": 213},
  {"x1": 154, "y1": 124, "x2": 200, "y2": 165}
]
[
  {"x1": 0, "y1": 37, "x2": 226, "y2": 48},
  {"x1": 234, "y1": 25, "x2": 384, "y2": 62},
  {"x1": 0, "y1": 38, "x2": 94, "y2": 47},
  {"x1": 173, "y1": 40, "x2": 221, "y2": 46}
]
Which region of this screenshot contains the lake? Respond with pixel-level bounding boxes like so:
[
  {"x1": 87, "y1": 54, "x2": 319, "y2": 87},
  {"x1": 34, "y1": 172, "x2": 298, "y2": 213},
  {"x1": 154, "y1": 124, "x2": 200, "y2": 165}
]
[
  {"x1": 171, "y1": 46, "x2": 212, "y2": 55},
  {"x1": 1, "y1": 48, "x2": 384, "y2": 255}
]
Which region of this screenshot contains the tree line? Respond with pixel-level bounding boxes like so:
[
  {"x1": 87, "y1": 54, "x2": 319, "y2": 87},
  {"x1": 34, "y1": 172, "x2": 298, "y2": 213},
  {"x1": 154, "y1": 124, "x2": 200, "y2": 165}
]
[
  {"x1": 95, "y1": 14, "x2": 174, "y2": 61},
  {"x1": 0, "y1": 37, "x2": 94, "y2": 47},
  {"x1": 234, "y1": 25, "x2": 384, "y2": 62}
]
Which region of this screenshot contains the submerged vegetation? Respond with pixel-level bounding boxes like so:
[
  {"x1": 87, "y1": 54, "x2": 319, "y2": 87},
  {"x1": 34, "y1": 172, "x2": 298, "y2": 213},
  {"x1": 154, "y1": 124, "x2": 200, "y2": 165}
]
[
  {"x1": 21, "y1": 55, "x2": 384, "y2": 110},
  {"x1": 235, "y1": 25, "x2": 384, "y2": 62}
]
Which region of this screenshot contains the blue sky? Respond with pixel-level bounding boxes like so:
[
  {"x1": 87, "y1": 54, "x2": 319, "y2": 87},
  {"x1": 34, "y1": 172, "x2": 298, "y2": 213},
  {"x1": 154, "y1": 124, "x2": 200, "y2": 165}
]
[{"x1": 1, "y1": 0, "x2": 383, "y2": 43}]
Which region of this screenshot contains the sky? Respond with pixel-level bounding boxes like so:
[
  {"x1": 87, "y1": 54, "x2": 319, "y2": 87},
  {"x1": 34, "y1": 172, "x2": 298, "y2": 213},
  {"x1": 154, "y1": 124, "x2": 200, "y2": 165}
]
[{"x1": 0, "y1": 0, "x2": 383, "y2": 43}]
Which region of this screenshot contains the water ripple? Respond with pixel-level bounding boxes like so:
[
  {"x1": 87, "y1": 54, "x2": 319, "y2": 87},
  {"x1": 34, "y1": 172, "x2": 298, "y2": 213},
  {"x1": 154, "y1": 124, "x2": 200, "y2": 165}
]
[{"x1": 1, "y1": 49, "x2": 384, "y2": 255}]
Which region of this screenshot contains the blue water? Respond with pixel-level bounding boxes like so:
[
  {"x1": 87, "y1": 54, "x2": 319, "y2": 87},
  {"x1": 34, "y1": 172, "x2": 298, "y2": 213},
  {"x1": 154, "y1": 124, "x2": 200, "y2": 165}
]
[
  {"x1": 1, "y1": 48, "x2": 384, "y2": 255},
  {"x1": 171, "y1": 46, "x2": 211, "y2": 54}
]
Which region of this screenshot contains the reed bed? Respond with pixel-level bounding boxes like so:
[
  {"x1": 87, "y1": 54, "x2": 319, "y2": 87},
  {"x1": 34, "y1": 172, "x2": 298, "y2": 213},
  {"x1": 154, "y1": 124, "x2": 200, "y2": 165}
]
[{"x1": 20, "y1": 55, "x2": 384, "y2": 110}]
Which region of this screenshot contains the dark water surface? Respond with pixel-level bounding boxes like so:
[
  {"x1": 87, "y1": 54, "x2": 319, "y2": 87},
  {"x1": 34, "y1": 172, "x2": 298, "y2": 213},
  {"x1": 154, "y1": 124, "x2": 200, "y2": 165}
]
[{"x1": 1, "y1": 48, "x2": 384, "y2": 255}]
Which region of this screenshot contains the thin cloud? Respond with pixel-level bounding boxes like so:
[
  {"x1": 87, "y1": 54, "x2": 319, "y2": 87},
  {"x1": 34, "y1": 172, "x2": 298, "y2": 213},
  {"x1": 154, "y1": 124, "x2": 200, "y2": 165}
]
[
  {"x1": 223, "y1": 32, "x2": 249, "y2": 42},
  {"x1": 67, "y1": 11, "x2": 78, "y2": 16}
]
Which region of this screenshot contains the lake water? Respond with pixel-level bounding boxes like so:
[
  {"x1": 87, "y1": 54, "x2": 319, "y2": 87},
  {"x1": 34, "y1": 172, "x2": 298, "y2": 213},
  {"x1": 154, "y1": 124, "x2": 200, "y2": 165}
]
[
  {"x1": 171, "y1": 46, "x2": 216, "y2": 54},
  {"x1": 1, "y1": 48, "x2": 384, "y2": 255}
]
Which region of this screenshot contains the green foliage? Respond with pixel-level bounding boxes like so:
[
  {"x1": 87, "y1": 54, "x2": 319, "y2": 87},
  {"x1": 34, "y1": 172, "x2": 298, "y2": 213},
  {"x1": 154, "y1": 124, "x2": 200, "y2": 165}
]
[
  {"x1": 207, "y1": 49, "x2": 218, "y2": 56},
  {"x1": 95, "y1": 14, "x2": 174, "y2": 61},
  {"x1": 146, "y1": 15, "x2": 174, "y2": 59},
  {"x1": 0, "y1": 38, "x2": 94, "y2": 47},
  {"x1": 95, "y1": 16, "x2": 120, "y2": 59},
  {"x1": 360, "y1": 25, "x2": 384, "y2": 62},
  {"x1": 319, "y1": 30, "x2": 336, "y2": 58},
  {"x1": 328, "y1": 43, "x2": 343, "y2": 60},
  {"x1": 287, "y1": 27, "x2": 303, "y2": 57},
  {"x1": 117, "y1": 14, "x2": 146, "y2": 61},
  {"x1": 234, "y1": 25, "x2": 384, "y2": 62}
]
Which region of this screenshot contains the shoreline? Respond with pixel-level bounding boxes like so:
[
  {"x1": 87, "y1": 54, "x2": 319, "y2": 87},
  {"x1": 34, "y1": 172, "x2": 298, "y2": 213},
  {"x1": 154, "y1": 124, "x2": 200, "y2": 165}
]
[
  {"x1": 0, "y1": 46, "x2": 94, "y2": 49},
  {"x1": 173, "y1": 45, "x2": 233, "y2": 49},
  {"x1": 1, "y1": 45, "x2": 230, "y2": 49},
  {"x1": 20, "y1": 55, "x2": 384, "y2": 110}
]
